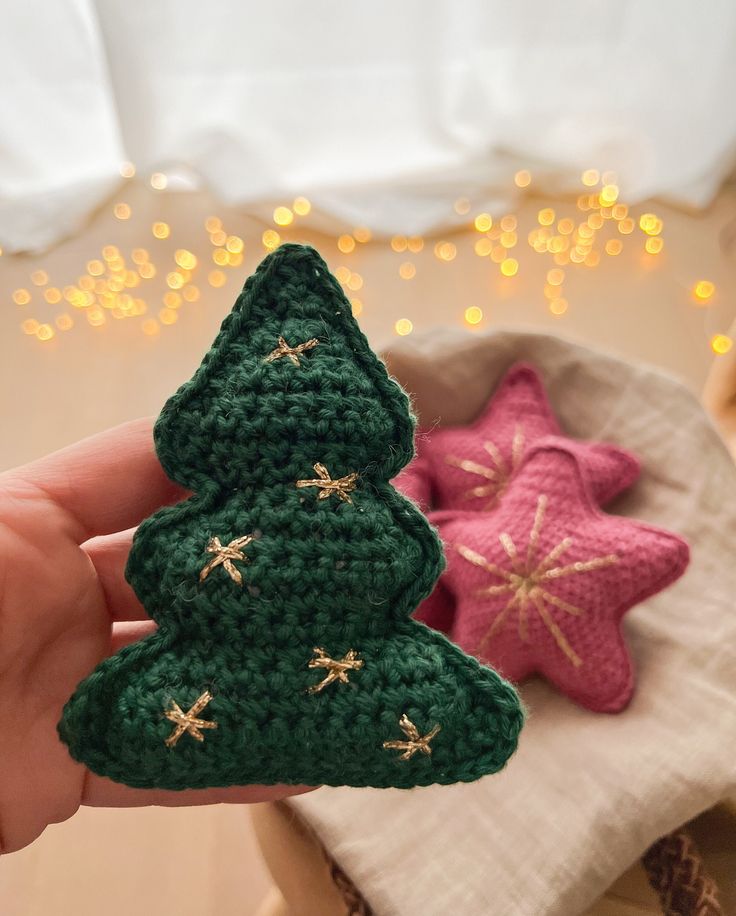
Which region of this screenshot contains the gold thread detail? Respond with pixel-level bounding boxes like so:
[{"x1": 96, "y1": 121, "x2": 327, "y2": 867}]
[
  {"x1": 307, "y1": 647, "x2": 364, "y2": 693},
  {"x1": 456, "y1": 494, "x2": 618, "y2": 667},
  {"x1": 382, "y1": 714, "x2": 440, "y2": 760},
  {"x1": 164, "y1": 691, "x2": 218, "y2": 748},
  {"x1": 296, "y1": 462, "x2": 359, "y2": 503},
  {"x1": 199, "y1": 534, "x2": 254, "y2": 586},
  {"x1": 445, "y1": 425, "x2": 524, "y2": 508},
  {"x1": 264, "y1": 335, "x2": 319, "y2": 366}
]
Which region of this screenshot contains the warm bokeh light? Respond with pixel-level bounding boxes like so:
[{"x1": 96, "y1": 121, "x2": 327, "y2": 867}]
[
  {"x1": 142, "y1": 318, "x2": 160, "y2": 336},
  {"x1": 407, "y1": 236, "x2": 424, "y2": 253},
  {"x1": 208, "y1": 270, "x2": 227, "y2": 288},
  {"x1": 538, "y1": 208, "x2": 555, "y2": 226},
  {"x1": 454, "y1": 197, "x2": 471, "y2": 215},
  {"x1": 605, "y1": 239, "x2": 623, "y2": 256},
  {"x1": 44, "y1": 287, "x2": 62, "y2": 304},
  {"x1": 711, "y1": 334, "x2": 732, "y2": 355},
  {"x1": 500, "y1": 258, "x2": 519, "y2": 277},
  {"x1": 262, "y1": 229, "x2": 281, "y2": 250},
  {"x1": 150, "y1": 172, "x2": 167, "y2": 191},
  {"x1": 395, "y1": 318, "x2": 413, "y2": 336},
  {"x1": 599, "y1": 184, "x2": 619, "y2": 205},
  {"x1": 391, "y1": 235, "x2": 408, "y2": 252},
  {"x1": 474, "y1": 238, "x2": 493, "y2": 257},
  {"x1": 338, "y1": 234, "x2": 356, "y2": 254},
  {"x1": 645, "y1": 237, "x2": 664, "y2": 255},
  {"x1": 12, "y1": 288, "x2": 31, "y2": 305},
  {"x1": 694, "y1": 280, "x2": 715, "y2": 301},
  {"x1": 114, "y1": 202, "x2": 131, "y2": 220},
  {"x1": 581, "y1": 169, "x2": 600, "y2": 187},
  {"x1": 514, "y1": 170, "x2": 531, "y2": 188},
  {"x1": 549, "y1": 298, "x2": 568, "y2": 316},
  {"x1": 546, "y1": 268, "x2": 564, "y2": 286},
  {"x1": 464, "y1": 306, "x2": 483, "y2": 325},
  {"x1": 273, "y1": 206, "x2": 294, "y2": 227},
  {"x1": 434, "y1": 241, "x2": 457, "y2": 261},
  {"x1": 474, "y1": 213, "x2": 492, "y2": 232},
  {"x1": 354, "y1": 226, "x2": 372, "y2": 244},
  {"x1": 119, "y1": 161, "x2": 136, "y2": 179},
  {"x1": 152, "y1": 221, "x2": 170, "y2": 239},
  {"x1": 399, "y1": 261, "x2": 416, "y2": 280},
  {"x1": 293, "y1": 196, "x2": 311, "y2": 216},
  {"x1": 351, "y1": 297, "x2": 363, "y2": 317},
  {"x1": 175, "y1": 249, "x2": 197, "y2": 270}
]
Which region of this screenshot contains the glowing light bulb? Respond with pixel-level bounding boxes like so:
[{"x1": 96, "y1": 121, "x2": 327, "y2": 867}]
[
  {"x1": 474, "y1": 213, "x2": 492, "y2": 232},
  {"x1": 273, "y1": 206, "x2": 293, "y2": 226},
  {"x1": 711, "y1": 334, "x2": 732, "y2": 354}
]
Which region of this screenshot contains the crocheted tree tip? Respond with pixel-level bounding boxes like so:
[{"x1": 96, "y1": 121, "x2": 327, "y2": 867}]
[
  {"x1": 395, "y1": 362, "x2": 640, "y2": 514},
  {"x1": 431, "y1": 442, "x2": 690, "y2": 712},
  {"x1": 57, "y1": 243, "x2": 524, "y2": 790}
]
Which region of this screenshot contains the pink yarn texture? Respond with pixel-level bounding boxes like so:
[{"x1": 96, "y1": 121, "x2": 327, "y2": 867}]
[
  {"x1": 393, "y1": 362, "x2": 640, "y2": 514},
  {"x1": 429, "y1": 444, "x2": 689, "y2": 712},
  {"x1": 395, "y1": 361, "x2": 690, "y2": 712}
]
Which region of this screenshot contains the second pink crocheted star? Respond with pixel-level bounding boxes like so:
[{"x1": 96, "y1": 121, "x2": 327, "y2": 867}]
[{"x1": 393, "y1": 362, "x2": 640, "y2": 513}]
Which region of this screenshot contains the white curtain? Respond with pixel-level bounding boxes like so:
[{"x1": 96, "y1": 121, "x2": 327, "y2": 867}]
[{"x1": 2, "y1": 0, "x2": 736, "y2": 253}]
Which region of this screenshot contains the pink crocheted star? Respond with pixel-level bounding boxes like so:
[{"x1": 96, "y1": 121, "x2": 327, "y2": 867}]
[
  {"x1": 397, "y1": 363, "x2": 639, "y2": 513},
  {"x1": 430, "y1": 443, "x2": 689, "y2": 712}
]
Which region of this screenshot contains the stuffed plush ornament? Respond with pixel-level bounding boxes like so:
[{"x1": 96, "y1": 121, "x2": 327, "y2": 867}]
[
  {"x1": 58, "y1": 244, "x2": 524, "y2": 790},
  {"x1": 397, "y1": 365, "x2": 689, "y2": 712}
]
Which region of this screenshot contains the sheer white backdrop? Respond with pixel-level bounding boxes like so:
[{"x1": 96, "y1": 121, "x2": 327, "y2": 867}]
[{"x1": 1, "y1": 0, "x2": 736, "y2": 252}]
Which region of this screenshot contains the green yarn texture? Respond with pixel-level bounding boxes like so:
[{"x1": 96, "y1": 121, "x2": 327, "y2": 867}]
[{"x1": 58, "y1": 244, "x2": 523, "y2": 790}]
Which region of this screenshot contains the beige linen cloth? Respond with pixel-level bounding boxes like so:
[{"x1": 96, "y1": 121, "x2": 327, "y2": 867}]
[{"x1": 288, "y1": 329, "x2": 736, "y2": 916}]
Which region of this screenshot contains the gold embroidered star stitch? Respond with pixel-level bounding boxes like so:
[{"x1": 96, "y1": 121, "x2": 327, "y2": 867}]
[
  {"x1": 382, "y1": 714, "x2": 441, "y2": 760},
  {"x1": 296, "y1": 462, "x2": 359, "y2": 503},
  {"x1": 445, "y1": 425, "x2": 524, "y2": 509},
  {"x1": 307, "y1": 647, "x2": 364, "y2": 693},
  {"x1": 199, "y1": 534, "x2": 254, "y2": 586},
  {"x1": 456, "y1": 494, "x2": 618, "y2": 667},
  {"x1": 264, "y1": 335, "x2": 319, "y2": 366},
  {"x1": 164, "y1": 691, "x2": 218, "y2": 748}
]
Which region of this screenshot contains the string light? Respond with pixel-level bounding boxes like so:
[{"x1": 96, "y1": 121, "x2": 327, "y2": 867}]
[
  {"x1": 581, "y1": 169, "x2": 600, "y2": 187},
  {"x1": 645, "y1": 237, "x2": 664, "y2": 255},
  {"x1": 399, "y1": 262, "x2": 416, "y2": 280},
  {"x1": 293, "y1": 197, "x2": 311, "y2": 216},
  {"x1": 514, "y1": 170, "x2": 531, "y2": 188},
  {"x1": 395, "y1": 318, "x2": 413, "y2": 336},
  {"x1": 464, "y1": 306, "x2": 483, "y2": 325},
  {"x1": 711, "y1": 334, "x2": 732, "y2": 354},
  {"x1": 474, "y1": 213, "x2": 492, "y2": 232},
  {"x1": 273, "y1": 206, "x2": 294, "y2": 227},
  {"x1": 152, "y1": 222, "x2": 170, "y2": 239},
  {"x1": 338, "y1": 235, "x2": 356, "y2": 254},
  {"x1": 694, "y1": 280, "x2": 715, "y2": 302},
  {"x1": 500, "y1": 258, "x2": 519, "y2": 277}
]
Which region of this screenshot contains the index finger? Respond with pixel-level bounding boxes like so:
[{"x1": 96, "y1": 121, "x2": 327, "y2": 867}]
[{"x1": 4, "y1": 418, "x2": 187, "y2": 542}]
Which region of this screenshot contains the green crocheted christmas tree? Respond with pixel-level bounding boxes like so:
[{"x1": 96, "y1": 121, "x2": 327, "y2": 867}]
[{"x1": 58, "y1": 244, "x2": 523, "y2": 790}]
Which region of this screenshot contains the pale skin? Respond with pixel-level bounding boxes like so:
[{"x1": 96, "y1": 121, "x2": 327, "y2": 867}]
[{"x1": 0, "y1": 418, "x2": 311, "y2": 855}]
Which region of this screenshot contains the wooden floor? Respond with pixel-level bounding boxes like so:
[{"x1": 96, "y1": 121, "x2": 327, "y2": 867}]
[{"x1": 1, "y1": 180, "x2": 734, "y2": 914}]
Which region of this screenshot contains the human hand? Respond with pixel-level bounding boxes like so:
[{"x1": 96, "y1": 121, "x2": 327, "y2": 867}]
[{"x1": 0, "y1": 419, "x2": 312, "y2": 855}]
